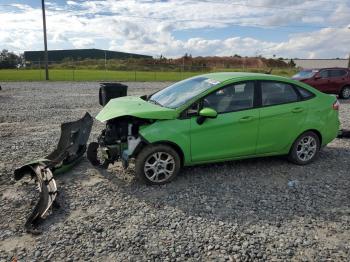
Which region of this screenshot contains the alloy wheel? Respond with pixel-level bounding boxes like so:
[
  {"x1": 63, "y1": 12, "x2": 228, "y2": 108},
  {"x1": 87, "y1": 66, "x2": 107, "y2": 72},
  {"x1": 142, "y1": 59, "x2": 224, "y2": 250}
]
[
  {"x1": 342, "y1": 87, "x2": 350, "y2": 99},
  {"x1": 296, "y1": 136, "x2": 317, "y2": 162},
  {"x1": 144, "y1": 152, "x2": 175, "y2": 183}
]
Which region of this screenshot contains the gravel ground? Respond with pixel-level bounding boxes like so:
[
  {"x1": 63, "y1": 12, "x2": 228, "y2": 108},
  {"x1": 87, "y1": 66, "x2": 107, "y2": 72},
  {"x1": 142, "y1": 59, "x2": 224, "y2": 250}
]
[{"x1": 0, "y1": 82, "x2": 349, "y2": 262}]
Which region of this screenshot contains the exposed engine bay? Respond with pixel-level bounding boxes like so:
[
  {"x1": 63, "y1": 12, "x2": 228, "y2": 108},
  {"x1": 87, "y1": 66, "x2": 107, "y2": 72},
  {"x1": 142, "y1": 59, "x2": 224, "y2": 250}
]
[
  {"x1": 88, "y1": 83, "x2": 154, "y2": 169},
  {"x1": 87, "y1": 116, "x2": 151, "y2": 169}
]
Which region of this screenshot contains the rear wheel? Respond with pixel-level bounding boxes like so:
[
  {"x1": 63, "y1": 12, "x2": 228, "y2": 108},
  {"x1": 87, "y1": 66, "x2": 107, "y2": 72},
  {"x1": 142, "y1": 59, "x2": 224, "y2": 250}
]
[
  {"x1": 135, "y1": 144, "x2": 181, "y2": 185},
  {"x1": 288, "y1": 131, "x2": 320, "y2": 165},
  {"x1": 340, "y1": 86, "x2": 350, "y2": 99}
]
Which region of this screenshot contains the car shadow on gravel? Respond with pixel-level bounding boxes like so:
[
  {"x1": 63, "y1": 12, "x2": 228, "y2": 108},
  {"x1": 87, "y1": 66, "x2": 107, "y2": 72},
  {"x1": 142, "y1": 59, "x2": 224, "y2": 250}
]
[{"x1": 100, "y1": 145, "x2": 350, "y2": 226}]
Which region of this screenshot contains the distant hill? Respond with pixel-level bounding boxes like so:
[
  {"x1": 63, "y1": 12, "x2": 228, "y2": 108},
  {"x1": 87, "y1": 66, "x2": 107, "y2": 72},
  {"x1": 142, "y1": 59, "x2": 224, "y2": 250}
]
[{"x1": 167, "y1": 56, "x2": 290, "y2": 69}]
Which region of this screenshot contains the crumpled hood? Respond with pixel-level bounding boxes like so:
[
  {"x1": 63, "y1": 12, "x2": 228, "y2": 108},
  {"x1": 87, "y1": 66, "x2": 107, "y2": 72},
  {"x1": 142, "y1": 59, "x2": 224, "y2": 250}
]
[{"x1": 96, "y1": 96, "x2": 177, "y2": 122}]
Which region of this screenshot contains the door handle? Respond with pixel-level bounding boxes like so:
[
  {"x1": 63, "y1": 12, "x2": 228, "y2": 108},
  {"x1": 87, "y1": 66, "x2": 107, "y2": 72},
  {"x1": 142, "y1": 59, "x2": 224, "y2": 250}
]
[
  {"x1": 239, "y1": 116, "x2": 255, "y2": 123},
  {"x1": 291, "y1": 107, "x2": 304, "y2": 113}
]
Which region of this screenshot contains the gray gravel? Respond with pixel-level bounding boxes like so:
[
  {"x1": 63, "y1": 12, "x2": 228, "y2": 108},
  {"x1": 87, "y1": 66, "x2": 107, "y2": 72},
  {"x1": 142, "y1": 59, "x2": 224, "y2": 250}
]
[{"x1": 0, "y1": 82, "x2": 349, "y2": 261}]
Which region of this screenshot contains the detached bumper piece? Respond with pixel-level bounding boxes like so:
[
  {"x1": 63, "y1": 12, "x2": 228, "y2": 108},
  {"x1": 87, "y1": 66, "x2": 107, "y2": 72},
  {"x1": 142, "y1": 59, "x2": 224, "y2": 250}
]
[
  {"x1": 337, "y1": 129, "x2": 350, "y2": 139},
  {"x1": 14, "y1": 112, "x2": 93, "y2": 234}
]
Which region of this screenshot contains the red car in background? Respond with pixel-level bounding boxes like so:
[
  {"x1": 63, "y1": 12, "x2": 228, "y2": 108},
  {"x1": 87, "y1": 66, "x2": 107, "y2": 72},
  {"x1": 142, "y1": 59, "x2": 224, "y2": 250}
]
[{"x1": 292, "y1": 68, "x2": 350, "y2": 99}]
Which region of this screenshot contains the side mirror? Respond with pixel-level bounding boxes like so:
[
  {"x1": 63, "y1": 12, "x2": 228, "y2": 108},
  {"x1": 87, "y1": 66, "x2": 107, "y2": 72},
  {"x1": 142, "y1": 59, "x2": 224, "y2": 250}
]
[
  {"x1": 314, "y1": 74, "x2": 321, "y2": 80},
  {"x1": 197, "y1": 107, "x2": 217, "y2": 125}
]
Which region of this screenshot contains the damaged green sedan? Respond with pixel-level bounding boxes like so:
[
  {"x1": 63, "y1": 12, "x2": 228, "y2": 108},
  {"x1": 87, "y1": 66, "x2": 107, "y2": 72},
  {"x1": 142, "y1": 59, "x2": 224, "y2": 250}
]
[{"x1": 88, "y1": 72, "x2": 340, "y2": 185}]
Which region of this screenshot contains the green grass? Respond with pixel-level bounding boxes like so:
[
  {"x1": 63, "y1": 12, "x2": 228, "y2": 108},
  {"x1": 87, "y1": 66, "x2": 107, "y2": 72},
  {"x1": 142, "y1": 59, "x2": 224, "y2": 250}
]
[{"x1": 0, "y1": 68, "x2": 298, "y2": 82}]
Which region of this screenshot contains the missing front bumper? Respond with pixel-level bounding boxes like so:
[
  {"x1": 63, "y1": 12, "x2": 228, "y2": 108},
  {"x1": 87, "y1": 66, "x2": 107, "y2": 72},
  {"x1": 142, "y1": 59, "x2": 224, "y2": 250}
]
[{"x1": 14, "y1": 112, "x2": 93, "y2": 234}]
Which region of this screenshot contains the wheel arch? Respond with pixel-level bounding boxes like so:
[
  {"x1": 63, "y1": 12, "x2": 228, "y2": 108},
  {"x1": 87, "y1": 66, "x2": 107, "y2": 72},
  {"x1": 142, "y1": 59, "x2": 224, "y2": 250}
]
[
  {"x1": 292, "y1": 129, "x2": 323, "y2": 149},
  {"x1": 306, "y1": 129, "x2": 323, "y2": 145}
]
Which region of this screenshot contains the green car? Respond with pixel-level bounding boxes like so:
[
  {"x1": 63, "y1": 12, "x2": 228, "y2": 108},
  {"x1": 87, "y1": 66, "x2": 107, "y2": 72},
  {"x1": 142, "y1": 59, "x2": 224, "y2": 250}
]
[{"x1": 88, "y1": 72, "x2": 340, "y2": 185}]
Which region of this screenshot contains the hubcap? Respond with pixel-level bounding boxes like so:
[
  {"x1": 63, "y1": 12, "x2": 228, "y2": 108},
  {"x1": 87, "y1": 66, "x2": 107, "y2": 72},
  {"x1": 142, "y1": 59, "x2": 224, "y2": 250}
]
[
  {"x1": 296, "y1": 136, "x2": 317, "y2": 162},
  {"x1": 144, "y1": 152, "x2": 175, "y2": 183},
  {"x1": 343, "y1": 88, "x2": 350, "y2": 98}
]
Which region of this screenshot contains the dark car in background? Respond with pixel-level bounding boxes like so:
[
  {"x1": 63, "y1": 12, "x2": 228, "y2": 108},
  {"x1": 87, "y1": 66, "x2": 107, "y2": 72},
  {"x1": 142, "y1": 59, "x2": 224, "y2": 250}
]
[{"x1": 292, "y1": 68, "x2": 350, "y2": 99}]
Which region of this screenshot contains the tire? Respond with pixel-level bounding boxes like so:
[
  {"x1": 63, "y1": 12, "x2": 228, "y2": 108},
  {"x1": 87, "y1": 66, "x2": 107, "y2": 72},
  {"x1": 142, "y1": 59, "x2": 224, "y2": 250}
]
[
  {"x1": 135, "y1": 144, "x2": 181, "y2": 185},
  {"x1": 288, "y1": 131, "x2": 320, "y2": 165},
  {"x1": 340, "y1": 86, "x2": 350, "y2": 99}
]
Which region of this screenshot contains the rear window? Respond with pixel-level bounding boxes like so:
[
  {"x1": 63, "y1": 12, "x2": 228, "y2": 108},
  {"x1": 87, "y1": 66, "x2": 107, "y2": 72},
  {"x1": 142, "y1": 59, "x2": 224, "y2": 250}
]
[
  {"x1": 319, "y1": 69, "x2": 348, "y2": 78},
  {"x1": 329, "y1": 70, "x2": 348, "y2": 77},
  {"x1": 261, "y1": 81, "x2": 299, "y2": 106},
  {"x1": 295, "y1": 86, "x2": 315, "y2": 100}
]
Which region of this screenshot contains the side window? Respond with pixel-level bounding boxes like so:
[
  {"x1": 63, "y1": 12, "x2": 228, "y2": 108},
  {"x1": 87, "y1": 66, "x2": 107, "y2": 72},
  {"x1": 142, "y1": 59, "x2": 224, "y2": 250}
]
[
  {"x1": 329, "y1": 70, "x2": 347, "y2": 78},
  {"x1": 295, "y1": 86, "x2": 315, "y2": 100},
  {"x1": 319, "y1": 70, "x2": 329, "y2": 78},
  {"x1": 203, "y1": 82, "x2": 255, "y2": 113},
  {"x1": 261, "y1": 81, "x2": 299, "y2": 106},
  {"x1": 186, "y1": 101, "x2": 201, "y2": 117}
]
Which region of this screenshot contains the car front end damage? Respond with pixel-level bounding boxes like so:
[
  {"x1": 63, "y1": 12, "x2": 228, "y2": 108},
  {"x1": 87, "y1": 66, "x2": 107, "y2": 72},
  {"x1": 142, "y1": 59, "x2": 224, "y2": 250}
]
[
  {"x1": 87, "y1": 84, "x2": 177, "y2": 170},
  {"x1": 87, "y1": 116, "x2": 151, "y2": 169}
]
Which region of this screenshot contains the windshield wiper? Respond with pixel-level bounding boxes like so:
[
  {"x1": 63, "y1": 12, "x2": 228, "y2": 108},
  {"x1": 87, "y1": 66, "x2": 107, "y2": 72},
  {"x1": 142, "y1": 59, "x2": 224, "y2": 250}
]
[{"x1": 148, "y1": 99, "x2": 163, "y2": 107}]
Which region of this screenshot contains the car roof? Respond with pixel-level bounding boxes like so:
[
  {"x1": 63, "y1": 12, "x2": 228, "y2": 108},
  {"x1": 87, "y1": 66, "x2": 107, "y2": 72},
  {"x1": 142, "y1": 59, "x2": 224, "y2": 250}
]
[{"x1": 200, "y1": 72, "x2": 288, "y2": 83}]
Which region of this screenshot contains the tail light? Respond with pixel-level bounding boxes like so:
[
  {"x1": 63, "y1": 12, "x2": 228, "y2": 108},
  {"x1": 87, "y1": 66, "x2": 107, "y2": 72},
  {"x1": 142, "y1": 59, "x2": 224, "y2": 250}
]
[{"x1": 332, "y1": 100, "x2": 340, "y2": 111}]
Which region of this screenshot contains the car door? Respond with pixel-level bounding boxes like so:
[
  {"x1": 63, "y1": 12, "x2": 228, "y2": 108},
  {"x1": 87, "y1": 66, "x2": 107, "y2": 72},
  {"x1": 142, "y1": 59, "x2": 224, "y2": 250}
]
[
  {"x1": 328, "y1": 69, "x2": 348, "y2": 94},
  {"x1": 189, "y1": 81, "x2": 259, "y2": 162},
  {"x1": 256, "y1": 81, "x2": 308, "y2": 154},
  {"x1": 313, "y1": 69, "x2": 331, "y2": 93}
]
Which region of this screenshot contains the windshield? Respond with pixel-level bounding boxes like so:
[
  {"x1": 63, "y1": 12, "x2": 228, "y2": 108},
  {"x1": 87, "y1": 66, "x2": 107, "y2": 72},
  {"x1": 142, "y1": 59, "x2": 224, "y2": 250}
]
[
  {"x1": 292, "y1": 70, "x2": 318, "y2": 79},
  {"x1": 149, "y1": 76, "x2": 220, "y2": 108}
]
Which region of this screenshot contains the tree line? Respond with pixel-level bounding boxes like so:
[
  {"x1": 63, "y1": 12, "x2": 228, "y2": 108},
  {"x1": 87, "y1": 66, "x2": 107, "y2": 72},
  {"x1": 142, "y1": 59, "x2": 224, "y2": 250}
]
[{"x1": 0, "y1": 49, "x2": 23, "y2": 69}]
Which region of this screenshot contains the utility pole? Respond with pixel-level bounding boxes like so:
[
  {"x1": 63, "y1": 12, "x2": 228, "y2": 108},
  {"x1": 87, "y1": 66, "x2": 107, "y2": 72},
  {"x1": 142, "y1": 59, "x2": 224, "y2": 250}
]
[
  {"x1": 104, "y1": 50, "x2": 107, "y2": 71},
  {"x1": 41, "y1": 0, "x2": 49, "y2": 80},
  {"x1": 348, "y1": 26, "x2": 350, "y2": 68}
]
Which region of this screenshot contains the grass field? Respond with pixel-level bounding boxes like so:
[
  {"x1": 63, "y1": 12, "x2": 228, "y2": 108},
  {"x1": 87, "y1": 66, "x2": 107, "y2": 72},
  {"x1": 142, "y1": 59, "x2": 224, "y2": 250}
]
[{"x1": 0, "y1": 68, "x2": 298, "y2": 82}]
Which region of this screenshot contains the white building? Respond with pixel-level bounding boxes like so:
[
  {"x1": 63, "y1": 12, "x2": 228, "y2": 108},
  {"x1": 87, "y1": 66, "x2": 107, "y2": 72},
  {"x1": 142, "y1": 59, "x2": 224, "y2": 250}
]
[{"x1": 283, "y1": 59, "x2": 349, "y2": 69}]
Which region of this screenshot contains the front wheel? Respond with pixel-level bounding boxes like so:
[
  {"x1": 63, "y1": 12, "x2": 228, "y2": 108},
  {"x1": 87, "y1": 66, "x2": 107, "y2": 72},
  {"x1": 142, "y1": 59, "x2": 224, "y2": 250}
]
[
  {"x1": 135, "y1": 144, "x2": 181, "y2": 185},
  {"x1": 288, "y1": 131, "x2": 320, "y2": 165},
  {"x1": 340, "y1": 86, "x2": 350, "y2": 99}
]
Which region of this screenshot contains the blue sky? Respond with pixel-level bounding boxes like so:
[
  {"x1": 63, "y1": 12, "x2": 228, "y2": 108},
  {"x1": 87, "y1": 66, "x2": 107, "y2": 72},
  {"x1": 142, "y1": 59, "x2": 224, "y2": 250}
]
[{"x1": 0, "y1": 0, "x2": 349, "y2": 58}]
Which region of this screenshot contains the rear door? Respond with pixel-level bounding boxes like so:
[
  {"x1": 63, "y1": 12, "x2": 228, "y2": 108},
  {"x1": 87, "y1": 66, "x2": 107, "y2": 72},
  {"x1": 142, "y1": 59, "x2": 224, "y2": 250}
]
[
  {"x1": 256, "y1": 81, "x2": 308, "y2": 154},
  {"x1": 328, "y1": 69, "x2": 348, "y2": 94}
]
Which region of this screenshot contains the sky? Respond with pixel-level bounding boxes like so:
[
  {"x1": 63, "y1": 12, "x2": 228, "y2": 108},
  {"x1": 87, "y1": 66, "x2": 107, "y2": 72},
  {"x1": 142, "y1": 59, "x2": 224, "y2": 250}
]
[{"x1": 0, "y1": 0, "x2": 349, "y2": 58}]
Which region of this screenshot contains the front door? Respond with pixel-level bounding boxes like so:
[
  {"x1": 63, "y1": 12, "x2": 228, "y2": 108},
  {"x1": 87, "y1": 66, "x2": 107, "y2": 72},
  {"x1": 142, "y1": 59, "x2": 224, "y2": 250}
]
[
  {"x1": 312, "y1": 69, "x2": 331, "y2": 93},
  {"x1": 190, "y1": 81, "x2": 259, "y2": 162}
]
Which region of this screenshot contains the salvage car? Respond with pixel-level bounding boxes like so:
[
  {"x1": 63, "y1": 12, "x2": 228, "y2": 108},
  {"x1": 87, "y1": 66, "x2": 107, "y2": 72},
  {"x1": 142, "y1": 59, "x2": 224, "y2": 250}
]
[
  {"x1": 88, "y1": 73, "x2": 340, "y2": 185},
  {"x1": 292, "y1": 68, "x2": 350, "y2": 99}
]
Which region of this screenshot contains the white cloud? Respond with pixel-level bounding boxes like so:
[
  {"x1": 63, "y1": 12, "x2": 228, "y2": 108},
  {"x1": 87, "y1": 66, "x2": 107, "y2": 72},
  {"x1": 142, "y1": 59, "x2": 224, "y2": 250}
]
[
  {"x1": 71, "y1": 38, "x2": 95, "y2": 49},
  {"x1": 0, "y1": 0, "x2": 349, "y2": 58}
]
